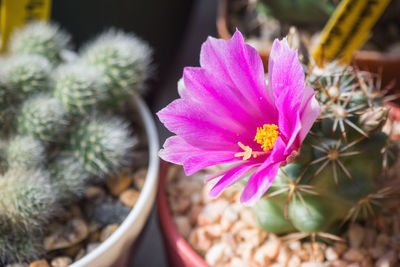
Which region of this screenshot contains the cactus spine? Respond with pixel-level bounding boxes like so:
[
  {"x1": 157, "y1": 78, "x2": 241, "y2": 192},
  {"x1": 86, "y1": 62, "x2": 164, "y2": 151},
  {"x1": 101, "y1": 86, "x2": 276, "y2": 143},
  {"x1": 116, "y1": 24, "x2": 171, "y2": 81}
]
[{"x1": 5, "y1": 136, "x2": 45, "y2": 169}]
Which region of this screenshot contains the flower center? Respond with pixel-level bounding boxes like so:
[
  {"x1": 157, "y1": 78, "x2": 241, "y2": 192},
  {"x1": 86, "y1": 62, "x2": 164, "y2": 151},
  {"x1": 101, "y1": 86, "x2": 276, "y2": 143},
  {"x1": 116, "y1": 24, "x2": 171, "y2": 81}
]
[
  {"x1": 254, "y1": 124, "x2": 279, "y2": 152},
  {"x1": 234, "y1": 124, "x2": 279, "y2": 161}
]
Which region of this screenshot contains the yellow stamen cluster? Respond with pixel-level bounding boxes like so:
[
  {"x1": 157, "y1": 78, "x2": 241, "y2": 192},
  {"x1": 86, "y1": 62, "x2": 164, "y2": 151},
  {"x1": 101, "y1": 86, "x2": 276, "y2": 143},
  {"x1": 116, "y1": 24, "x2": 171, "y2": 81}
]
[{"x1": 254, "y1": 124, "x2": 279, "y2": 152}]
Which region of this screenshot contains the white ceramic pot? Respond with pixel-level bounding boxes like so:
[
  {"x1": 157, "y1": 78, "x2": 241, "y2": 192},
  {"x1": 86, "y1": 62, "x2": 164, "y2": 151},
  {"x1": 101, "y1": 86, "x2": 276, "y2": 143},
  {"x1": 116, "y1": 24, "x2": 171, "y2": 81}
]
[{"x1": 70, "y1": 94, "x2": 160, "y2": 267}]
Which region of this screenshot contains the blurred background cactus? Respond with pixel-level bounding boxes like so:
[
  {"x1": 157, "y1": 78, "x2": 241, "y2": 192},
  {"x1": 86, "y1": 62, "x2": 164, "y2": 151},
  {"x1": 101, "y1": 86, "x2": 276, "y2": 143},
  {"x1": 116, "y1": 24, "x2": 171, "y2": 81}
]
[
  {"x1": 0, "y1": 21, "x2": 152, "y2": 264},
  {"x1": 253, "y1": 62, "x2": 399, "y2": 237}
]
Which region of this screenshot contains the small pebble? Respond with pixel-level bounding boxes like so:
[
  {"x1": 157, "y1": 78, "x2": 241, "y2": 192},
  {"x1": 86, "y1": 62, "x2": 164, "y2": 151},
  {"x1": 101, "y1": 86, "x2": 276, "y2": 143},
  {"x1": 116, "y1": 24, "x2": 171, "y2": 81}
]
[
  {"x1": 44, "y1": 218, "x2": 88, "y2": 251},
  {"x1": 100, "y1": 224, "x2": 119, "y2": 242},
  {"x1": 174, "y1": 216, "x2": 192, "y2": 238},
  {"x1": 75, "y1": 248, "x2": 86, "y2": 261},
  {"x1": 29, "y1": 260, "x2": 49, "y2": 267},
  {"x1": 92, "y1": 202, "x2": 130, "y2": 226},
  {"x1": 342, "y1": 248, "x2": 365, "y2": 262},
  {"x1": 85, "y1": 186, "x2": 105, "y2": 199},
  {"x1": 6, "y1": 265, "x2": 28, "y2": 267},
  {"x1": 348, "y1": 224, "x2": 365, "y2": 248},
  {"x1": 375, "y1": 250, "x2": 396, "y2": 267},
  {"x1": 106, "y1": 172, "x2": 132, "y2": 197},
  {"x1": 325, "y1": 247, "x2": 338, "y2": 261},
  {"x1": 119, "y1": 188, "x2": 140, "y2": 208},
  {"x1": 132, "y1": 168, "x2": 147, "y2": 190},
  {"x1": 50, "y1": 257, "x2": 72, "y2": 267}
]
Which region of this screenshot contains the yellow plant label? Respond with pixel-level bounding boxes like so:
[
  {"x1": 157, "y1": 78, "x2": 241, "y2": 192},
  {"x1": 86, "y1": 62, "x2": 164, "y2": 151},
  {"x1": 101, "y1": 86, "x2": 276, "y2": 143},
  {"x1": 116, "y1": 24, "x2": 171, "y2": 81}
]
[
  {"x1": 1, "y1": 0, "x2": 52, "y2": 52},
  {"x1": 312, "y1": 0, "x2": 391, "y2": 66}
]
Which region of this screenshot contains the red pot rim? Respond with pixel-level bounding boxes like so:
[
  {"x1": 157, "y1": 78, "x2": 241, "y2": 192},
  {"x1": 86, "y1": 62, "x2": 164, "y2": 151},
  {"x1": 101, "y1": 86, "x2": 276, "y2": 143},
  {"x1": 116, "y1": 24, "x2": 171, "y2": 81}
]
[{"x1": 157, "y1": 161, "x2": 209, "y2": 267}]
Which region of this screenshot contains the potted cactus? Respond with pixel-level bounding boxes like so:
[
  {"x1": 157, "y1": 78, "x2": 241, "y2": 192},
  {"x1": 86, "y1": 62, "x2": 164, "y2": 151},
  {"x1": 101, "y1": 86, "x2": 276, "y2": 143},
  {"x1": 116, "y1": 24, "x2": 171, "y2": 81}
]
[
  {"x1": 157, "y1": 30, "x2": 400, "y2": 266},
  {"x1": 217, "y1": 0, "x2": 400, "y2": 93},
  {"x1": 0, "y1": 21, "x2": 159, "y2": 266}
]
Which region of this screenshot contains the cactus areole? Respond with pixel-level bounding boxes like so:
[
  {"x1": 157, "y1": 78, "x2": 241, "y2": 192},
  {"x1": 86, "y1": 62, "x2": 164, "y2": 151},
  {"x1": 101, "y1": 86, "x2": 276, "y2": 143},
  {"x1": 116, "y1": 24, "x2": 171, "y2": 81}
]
[{"x1": 158, "y1": 30, "x2": 399, "y2": 234}]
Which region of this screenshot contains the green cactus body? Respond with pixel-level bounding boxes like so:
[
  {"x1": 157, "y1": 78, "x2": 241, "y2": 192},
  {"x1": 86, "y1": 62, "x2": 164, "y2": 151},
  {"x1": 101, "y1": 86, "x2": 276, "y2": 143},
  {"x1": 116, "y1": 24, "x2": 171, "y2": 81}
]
[
  {"x1": 49, "y1": 156, "x2": 89, "y2": 202},
  {"x1": 6, "y1": 135, "x2": 45, "y2": 169},
  {"x1": 2, "y1": 55, "x2": 51, "y2": 97},
  {"x1": 253, "y1": 63, "x2": 399, "y2": 235},
  {"x1": 258, "y1": 0, "x2": 337, "y2": 26},
  {"x1": 69, "y1": 116, "x2": 137, "y2": 177},
  {"x1": 81, "y1": 30, "x2": 152, "y2": 105},
  {"x1": 0, "y1": 168, "x2": 57, "y2": 232},
  {"x1": 9, "y1": 21, "x2": 70, "y2": 65},
  {"x1": 16, "y1": 95, "x2": 67, "y2": 142},
  {"x1": 53, "y1": 62, "x2": 107, "y2": 115}
]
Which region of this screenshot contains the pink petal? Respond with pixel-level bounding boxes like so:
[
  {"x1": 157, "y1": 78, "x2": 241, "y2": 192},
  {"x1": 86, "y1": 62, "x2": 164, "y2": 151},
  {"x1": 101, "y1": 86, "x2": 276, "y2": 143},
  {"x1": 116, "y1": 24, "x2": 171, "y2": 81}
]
[
  {"x1": 159, "y1": 136, "x2": 237, "y2": 175},
  {"x1": 157, "y1": 99, "x2": 241, "y2": 151},
  {"x1": 299, "y1": 86, "x2": 321, "y2": 143},
  {"x1": 200, "y1": 30, "x2": 276, "y2": 116},
  {"x1": 209, "y1": 163, "x2": 258, "y2": 198},
  {"x1": 268, "y1": 38, "x2": 305, "y2": 141},
  {"x1": 240, "y1": 136, "x2": 286, "y2": 206}
]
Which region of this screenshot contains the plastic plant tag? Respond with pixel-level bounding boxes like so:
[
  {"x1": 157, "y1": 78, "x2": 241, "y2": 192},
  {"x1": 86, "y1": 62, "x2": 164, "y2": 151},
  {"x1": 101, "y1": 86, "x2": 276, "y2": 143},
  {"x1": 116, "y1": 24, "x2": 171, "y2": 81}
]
[
  {"x1": 1, "y1": 0, "x2": 52, "y2": 52},
  {"x1": 312, "y1": 0, "x2": 391, "y2": 66}
]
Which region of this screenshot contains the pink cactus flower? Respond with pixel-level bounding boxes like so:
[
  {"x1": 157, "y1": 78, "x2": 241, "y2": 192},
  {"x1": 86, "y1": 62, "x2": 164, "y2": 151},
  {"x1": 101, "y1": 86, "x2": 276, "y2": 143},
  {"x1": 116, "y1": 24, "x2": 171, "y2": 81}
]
[{"x1": 157, "y1": 30, "x2": 321, "y2": 206}]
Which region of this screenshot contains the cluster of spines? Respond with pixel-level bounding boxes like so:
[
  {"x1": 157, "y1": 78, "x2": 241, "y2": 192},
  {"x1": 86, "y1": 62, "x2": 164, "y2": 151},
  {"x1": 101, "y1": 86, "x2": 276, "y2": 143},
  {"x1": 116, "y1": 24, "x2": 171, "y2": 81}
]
[
  {"x1": 254, "y1": 62, "x2": 399, "y2": 238},
  {"x1": 8, "y1": 21, "x2": 71, "y2": 65},
  {"x1": 69, "y1": 116, "x2": 137, "y2": 177},
  {"x1": 53, "y1": 62, "x2": 107, "y2": 115},
  {"x1": 81, "y1": 29, "x2": 153, "y2": 105}
]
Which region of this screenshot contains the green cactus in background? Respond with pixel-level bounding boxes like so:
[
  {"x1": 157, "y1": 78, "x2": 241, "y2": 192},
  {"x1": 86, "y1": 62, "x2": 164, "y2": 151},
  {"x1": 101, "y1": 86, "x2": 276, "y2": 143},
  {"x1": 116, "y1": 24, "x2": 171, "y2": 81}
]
[
  {"x1": 49, "y1": 156, "x2": 89, "y2": 202},
  {"x1": 9, "y1": 21, "x2": 71, "y2": 64},
  {"x1": 81, "y1": 30, "x2": 152, "y2": 105},
  {"x1": 0, "y1": 168, "x2": 57, "y2": 232},
  {"x1": 1, "y1": 55, "x2": 51, "y2": 98},
  {"x1": 69, "y1": 116, "x2": 137, "y2": 177},
  {"x1": 5, "y1": 136, "x2": 45, "y2": 169},
  {"x1": 258, "y1": 0, "x2": 338, "y2": 26},
  {"x1": 53, "y1": 62, "x2": 107, "y2": 115},
  {"x1": 16, "y1": 95, "x2": 68, "y2": 142},
  {"x1": 253, "y1": 63, "x2": 399, "y2": 236}
]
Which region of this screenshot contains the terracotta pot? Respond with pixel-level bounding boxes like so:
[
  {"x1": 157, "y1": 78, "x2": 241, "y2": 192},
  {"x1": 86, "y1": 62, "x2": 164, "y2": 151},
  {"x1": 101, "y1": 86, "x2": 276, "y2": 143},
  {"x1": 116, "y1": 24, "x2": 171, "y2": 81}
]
[
  {"x1": 217, "y1": 0, "x2": 400, "y2": 91},
  {"x1": 157, "y1": 161, "x2": 209, "y2": 267},
  {"x1": 157, "y1": 102, "x2": 400, "y2": 267}
]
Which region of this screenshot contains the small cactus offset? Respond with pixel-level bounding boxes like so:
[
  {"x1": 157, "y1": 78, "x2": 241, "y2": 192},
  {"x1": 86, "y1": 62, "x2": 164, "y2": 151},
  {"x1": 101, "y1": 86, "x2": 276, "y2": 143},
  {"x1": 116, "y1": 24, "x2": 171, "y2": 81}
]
[
  {"x1": 53, "y1": 62, "x2": 107, "y2": 115},
  {"x1": 68, "y1": 116, "x2": 137, "y2": 177},
  {"x1": 16, "y1": 95, "x2": 68, "y2": 142},
  {"x1": 49, "y1": 156, "x2": 89, "y2": 202},
  {"x1": 81, "y1": 30, "x2": 152, "y2": 105},
  {"x1": 9, "y1": 21, "x2": 71, "y2": 64},
  {"x1": 0, "y1": 168, "x2": 57, "y2": 232},
  {"x1": 5, "y1": 136, "x2": 45, "y2": 169},
  {"x1": 253, "y1": 63, "x2": 399, "y2": 235},
  {"x1": 1, "y1": 55, "x2": 51, "y2": 97}
]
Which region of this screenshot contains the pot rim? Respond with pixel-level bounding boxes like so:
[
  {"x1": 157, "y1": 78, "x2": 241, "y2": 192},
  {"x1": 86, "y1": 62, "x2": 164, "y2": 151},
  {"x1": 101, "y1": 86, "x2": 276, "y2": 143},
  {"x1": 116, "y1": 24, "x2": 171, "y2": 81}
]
[
  {"x1": 157, "y1": 161, "x2": 209, "y2": 267},
  {"x1": 71, "y1": 93, "x2": 160, "y2": 267},
  {"x1": 216, "y1": 0, "x2": 400, "y2": 61}
]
